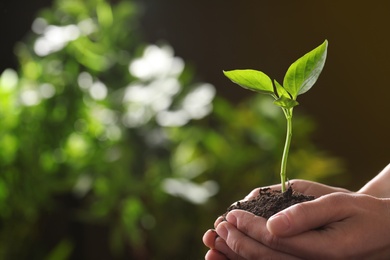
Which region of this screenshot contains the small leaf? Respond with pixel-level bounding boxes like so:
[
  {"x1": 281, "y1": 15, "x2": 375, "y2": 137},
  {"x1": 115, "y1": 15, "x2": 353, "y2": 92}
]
[
  {"x1": 223, "y1": 69, "x2": 275, "y2": 96},
  {"x1": 273, "y1": 95, "x2": 299, "y2": 109},
  {"x1": 283, "y1": 40, "x2": 328, "y2": 99},
  {"x1": 273, "y1": 80, "x2": 291, "y2": 99}
]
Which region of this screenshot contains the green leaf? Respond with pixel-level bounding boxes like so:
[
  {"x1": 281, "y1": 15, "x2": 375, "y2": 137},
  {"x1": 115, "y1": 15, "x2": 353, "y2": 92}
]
[
  {"x1": 283, "y1": 40, "x2": 328, "y2": 99},
  {"x1": 273, "y1": 79, "x2": 291, "y2": 99},
  {"x1": 273, "y1": 95, "x2": 299, "y2": 109},
  {"x1": 223, "y1": 69, "x2": 275, "y2": 96}
]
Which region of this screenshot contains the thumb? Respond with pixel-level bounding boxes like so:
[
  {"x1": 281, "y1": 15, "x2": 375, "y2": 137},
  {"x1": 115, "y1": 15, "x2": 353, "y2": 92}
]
[{"x1": 266, "y1": 192, "x2": 351, "y2": 237}]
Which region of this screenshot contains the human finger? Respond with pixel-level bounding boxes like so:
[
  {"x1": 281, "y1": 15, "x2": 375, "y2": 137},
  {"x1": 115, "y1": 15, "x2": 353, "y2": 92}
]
[
  {"x1": 266, "y1": 192, "x2": 352, "y2": 237},
  {"x1": 214, "y1": 216, "x2": 225, "y2": 228},
  {"x1": 216, "y1": 216, "x2": 301, "y2": 260},
  {"x1": 264, "y1": 194, "x2": 390, "y2": 258},
  {"x1": 214, "y1": 236, "x2": 246, "y2": 260},
  {"x1": 203, "y1": 227, "x2": 244, "y2": 260},
  {"x1": 205, "y1": 249, "x2": 228, "y2": 260},
  {"x1": 203, "y1": 229, "x2": 218, "y2": 249}
]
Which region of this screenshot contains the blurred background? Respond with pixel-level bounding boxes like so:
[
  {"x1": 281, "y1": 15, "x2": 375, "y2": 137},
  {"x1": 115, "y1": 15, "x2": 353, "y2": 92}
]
[{"x1": 0, "y1": 0, "x2": 388, "y2": 259}]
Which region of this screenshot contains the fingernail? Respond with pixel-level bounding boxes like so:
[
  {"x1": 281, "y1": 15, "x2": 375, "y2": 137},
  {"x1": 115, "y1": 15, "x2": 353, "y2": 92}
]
[
  {"x1": 214, "y1": 216, "x2": 225, "y2": 227},
  {"x1": 267, "y1": 213, "x2": 290, "y2": 235},
  {"x1": 216, "y1": 223, "x2": 228, "y2": 240},
  {"x1": 211, "y1": 229, "x2": 219, "y2": 238}
]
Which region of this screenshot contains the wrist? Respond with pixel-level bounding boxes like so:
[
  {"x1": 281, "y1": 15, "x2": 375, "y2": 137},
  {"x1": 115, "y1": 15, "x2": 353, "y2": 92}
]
[
  {"x1": 358, "y1": 184, "x2": 390, "y2": 198},
  {"x1": 358, "y1": 164, "x2": 390, "y2": 198}
]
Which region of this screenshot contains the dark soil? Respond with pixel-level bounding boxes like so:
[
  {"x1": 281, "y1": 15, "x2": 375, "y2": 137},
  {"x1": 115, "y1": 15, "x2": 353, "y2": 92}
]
[{"x1": 225, "y1": 185, "x2": 315, "y2": 219}]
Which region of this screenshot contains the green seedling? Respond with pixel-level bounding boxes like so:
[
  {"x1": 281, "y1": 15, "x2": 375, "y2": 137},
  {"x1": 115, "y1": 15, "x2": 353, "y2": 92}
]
[{"x1": 224, "y1": 40, "x2": 328, "y2": 192}]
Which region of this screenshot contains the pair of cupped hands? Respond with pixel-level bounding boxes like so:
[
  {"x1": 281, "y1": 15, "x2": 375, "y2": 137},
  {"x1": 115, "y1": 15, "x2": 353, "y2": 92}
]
[{"x1": 203, "y1": 164, "x2": 390, "y2": 259}]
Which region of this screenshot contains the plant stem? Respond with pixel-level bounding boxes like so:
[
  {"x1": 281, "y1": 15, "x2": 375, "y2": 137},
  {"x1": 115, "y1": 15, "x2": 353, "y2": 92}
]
[{"x1": 280, "y1": 108, "x2": 293, "y2": 192}]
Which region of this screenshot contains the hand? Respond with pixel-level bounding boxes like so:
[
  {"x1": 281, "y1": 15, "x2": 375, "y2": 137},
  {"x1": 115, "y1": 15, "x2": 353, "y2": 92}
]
[
  {"x1": 203, "y1": 179, "x2": 349, "y2": 259},
  {"x1": 219, "y1": 192, "x2": 390, "y2": 259},
  {"x1": 203, "y1": 219, "x2": 300, "y2": 260}
]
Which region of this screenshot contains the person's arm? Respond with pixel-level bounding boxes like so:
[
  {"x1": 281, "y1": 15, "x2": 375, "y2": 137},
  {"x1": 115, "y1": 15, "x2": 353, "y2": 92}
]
[{"x1": 358, "y1": 163, "x2": 390, "y2": 198}]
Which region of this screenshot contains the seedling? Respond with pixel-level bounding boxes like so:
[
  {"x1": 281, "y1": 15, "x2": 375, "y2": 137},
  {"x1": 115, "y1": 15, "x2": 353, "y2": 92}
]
[{"x1": 224, "y1": 40, "x2": 328, "y2": 192}]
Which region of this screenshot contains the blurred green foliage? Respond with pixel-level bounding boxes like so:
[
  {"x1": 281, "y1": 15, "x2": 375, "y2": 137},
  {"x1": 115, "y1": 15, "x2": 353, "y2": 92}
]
[{"x1": 0, "y1": 0, "x2": 345, "y2": 259}]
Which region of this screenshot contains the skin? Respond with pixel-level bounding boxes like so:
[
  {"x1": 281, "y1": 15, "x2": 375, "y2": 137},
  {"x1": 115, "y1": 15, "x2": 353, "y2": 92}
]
[{"x1": 203, "y1": 164, "x2": 390, "y2": 260}]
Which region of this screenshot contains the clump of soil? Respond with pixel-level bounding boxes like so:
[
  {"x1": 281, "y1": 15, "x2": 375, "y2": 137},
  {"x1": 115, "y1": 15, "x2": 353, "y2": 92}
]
[{"x1": 225, "y1": 185, "x2": 315, "y2": 219}]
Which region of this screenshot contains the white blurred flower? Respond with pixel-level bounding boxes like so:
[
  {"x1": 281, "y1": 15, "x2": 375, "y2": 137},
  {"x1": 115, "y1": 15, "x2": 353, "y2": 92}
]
[
  {"x1": 78, "y1": 72, "x2": 94, "y2": 90},
  {"x1": 123, "y1": 44, "x2": 216, "y2": 128},
  {"x1": 0, "y1": 69, "x2": 18, "y2": 91},
  {"x1": 122, "y1": 77, "x2": 182, "y2": 127},
  {"x1": 161, "y1": 178, "x2": 219, "y2": 204},
  {"x1": 129, "y1": 45, "x2": 184, "y2": 80},
  {"x1": 39, "y1": 83, "x2": 56, "y2": 99},
  {"x1": 34, "y1": 24, "x2": 80, "y2": 56},
  {"x1": 19, "y1": 82, "x2": 57, "y2": 106},
  {"x1": 122, "y1": 104, "x2": 153, "y2": 128},
  {"x1": 156, "y1": 83, "x2": 216, "y2": 127},
  {"x1": 33, "y1": 18, "x2": 95, "y2": 57},
  {"x1": 182, "y1": 83, "x2": 216, "y2": 119},
  {"x1": 89, "y1": 81, "x2": 107, "y2": 101},
  {"x1": 123, "y1": 78, "x2": 180, "y2": 112},
  {"x1": 156, "y1": 110, "x2": 189, "y2": 127},
  {"x1": 20, "y1": 89, "x2": 40, "y2": 106},
  {"x1": 77, "y1": 72, "x2": 108, "y2": 101}
]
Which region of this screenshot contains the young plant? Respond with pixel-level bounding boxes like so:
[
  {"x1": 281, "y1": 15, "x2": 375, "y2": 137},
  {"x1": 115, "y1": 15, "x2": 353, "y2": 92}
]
[{"x1": 224, "y1": 40, "x2": 328, "y2": 192}]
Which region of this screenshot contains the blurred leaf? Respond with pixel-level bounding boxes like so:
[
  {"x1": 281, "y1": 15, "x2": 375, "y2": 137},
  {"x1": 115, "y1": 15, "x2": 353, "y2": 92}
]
[
  {"x1": 97, "y1": 1, "x2": 113, "y2": 27},
  {"x1": 45, "y1": 239, "x2": 73, "y2": 260},
  {"x1": 0, "y1": 134, "x2": 18, "y2": 164}
]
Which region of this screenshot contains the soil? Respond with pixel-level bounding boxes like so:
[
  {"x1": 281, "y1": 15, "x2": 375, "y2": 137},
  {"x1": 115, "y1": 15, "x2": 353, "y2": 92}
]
[{"x1": 225, "y1": 185, "x2": 315, "y2": 219}]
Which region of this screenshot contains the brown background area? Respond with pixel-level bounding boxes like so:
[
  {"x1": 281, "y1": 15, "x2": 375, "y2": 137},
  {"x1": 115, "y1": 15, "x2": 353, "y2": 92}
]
[{"x1": 2, "y1": 0, "x2": 390, "y2": 190}]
